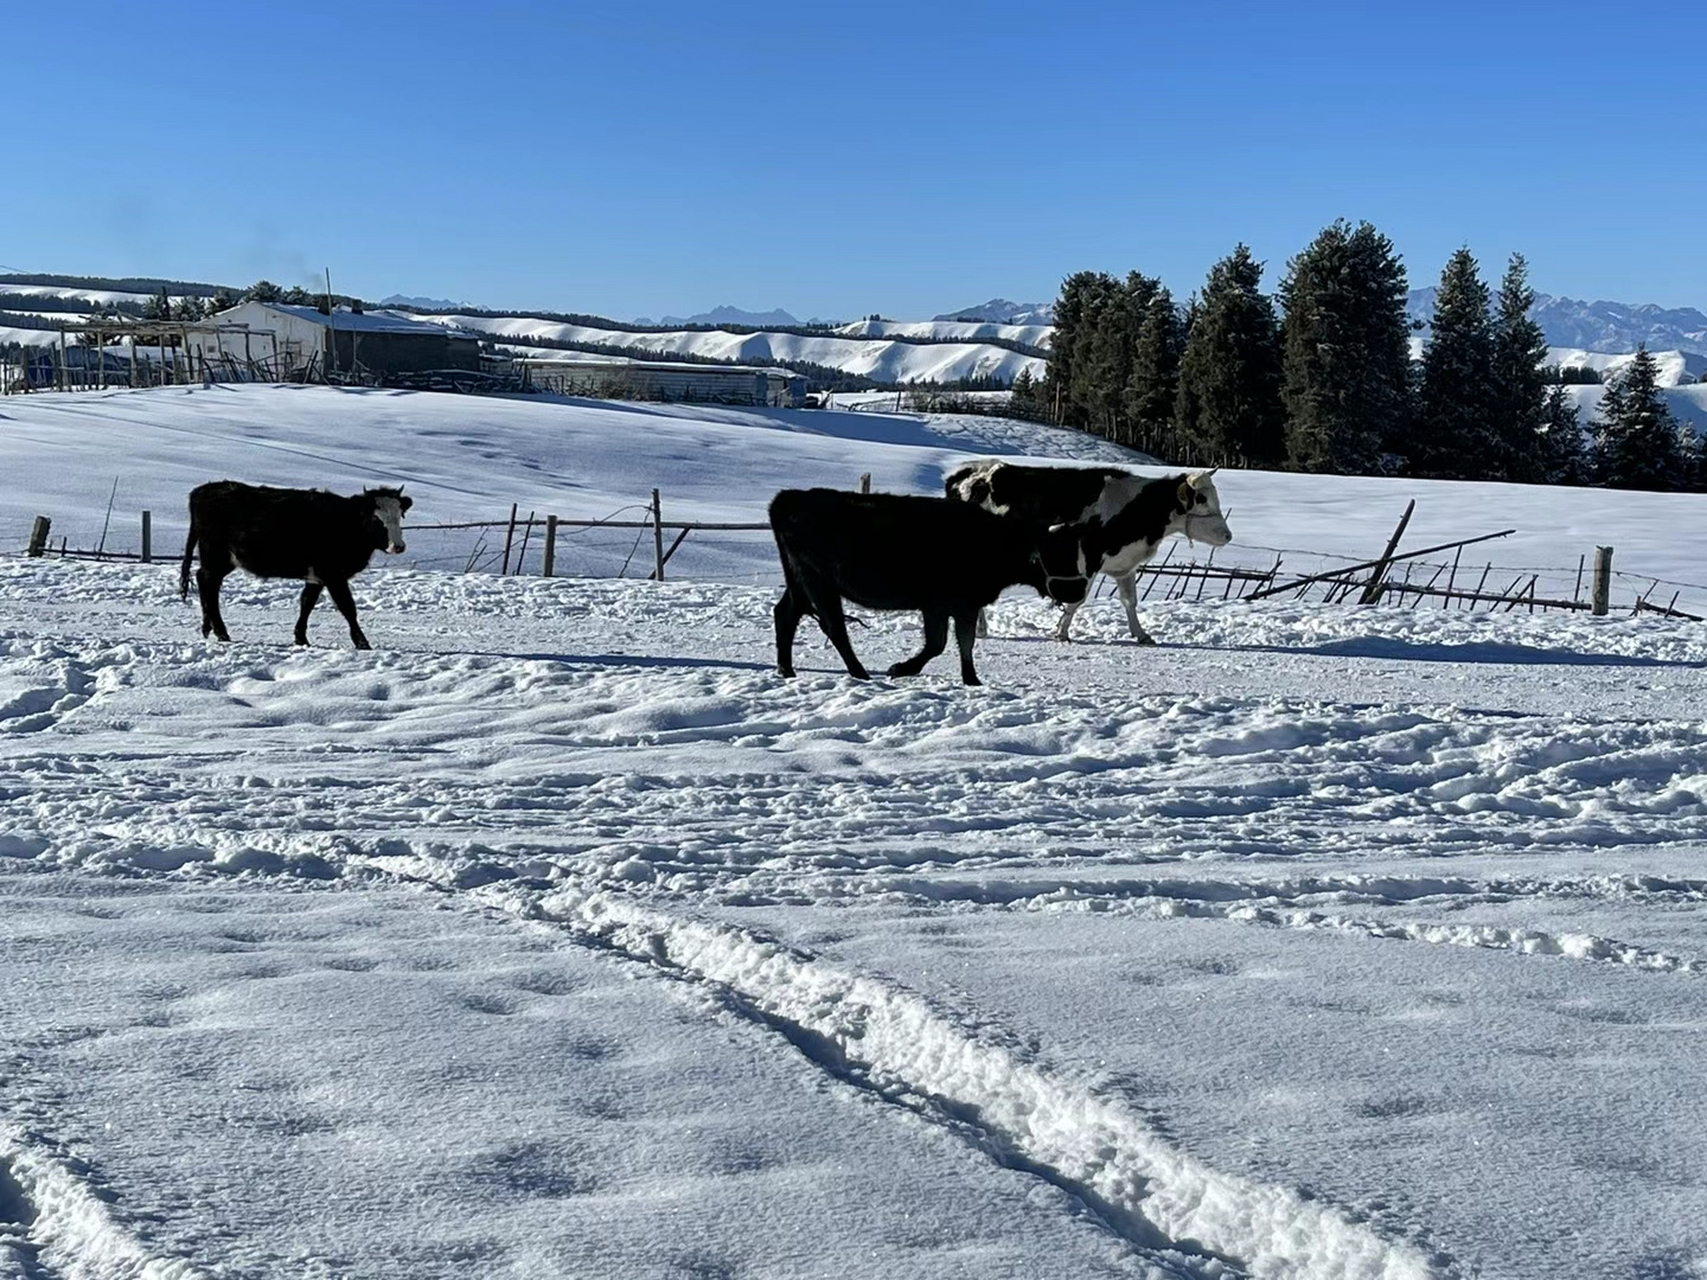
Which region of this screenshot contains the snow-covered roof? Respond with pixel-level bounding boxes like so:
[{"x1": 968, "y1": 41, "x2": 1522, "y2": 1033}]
[{"x1": 229, "y1": 302, "x2": 463, "y2": 335}]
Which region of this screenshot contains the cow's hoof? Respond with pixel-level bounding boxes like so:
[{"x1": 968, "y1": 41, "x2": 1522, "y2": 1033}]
[
  {"x1": 777, "y1": 666, "x2": 795, "y2": 678},
  {"x1": 353, "y1": 640, "x2": 372, "y2": 651},
  {"x1": 848, "y1": 668, "x2": 871, "y2": 681},
  {"x1": 1133, "y1": 635, "x2": 1157, "y2": 646}
]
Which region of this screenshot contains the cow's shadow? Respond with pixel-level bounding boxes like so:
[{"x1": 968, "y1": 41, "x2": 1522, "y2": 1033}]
[
  {"x1": 452, "y1": 649, "x2": 774, "y2": 675},
  {"x1": 1206, "y1": 636, "x2": 1701, "y2": 670}
]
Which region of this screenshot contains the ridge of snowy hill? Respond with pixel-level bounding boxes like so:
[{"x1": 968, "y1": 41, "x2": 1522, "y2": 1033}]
[{"x1": 413, "y1": 312, "x2": 1048, "y2": 385}]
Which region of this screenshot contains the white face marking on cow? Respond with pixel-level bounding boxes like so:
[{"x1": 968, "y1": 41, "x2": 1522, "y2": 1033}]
[
  {"x1": 1173, "y1": 473, "x2": 1232, "y2": 547},
  {"x1": 374, "y1": 495, "x2": 407, "y2": 554}
]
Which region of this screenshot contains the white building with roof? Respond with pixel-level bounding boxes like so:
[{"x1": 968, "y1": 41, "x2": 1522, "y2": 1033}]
[{"x1": 195, "y1": 301, "x2": 481, "y2": 380}]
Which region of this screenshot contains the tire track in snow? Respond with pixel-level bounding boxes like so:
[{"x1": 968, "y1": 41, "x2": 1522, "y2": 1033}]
[
  {"x1": 468, "y1": 879, "x2": 1446, "y2": 1280},
  {"x1": 0, "y1": 1126, "x2": 209, "y2": 1280},
  {"x1": 869, "y1": 872, "x2": 1707, "y2": 975}
]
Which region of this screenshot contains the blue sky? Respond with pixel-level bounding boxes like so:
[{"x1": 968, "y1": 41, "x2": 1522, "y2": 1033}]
[{"x1": 7, "y1": 1, "x2": 1702, "y2": 321}]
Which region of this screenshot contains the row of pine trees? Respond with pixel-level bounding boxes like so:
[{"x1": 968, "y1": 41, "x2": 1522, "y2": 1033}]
[{"x1": 1011, "y1": 220, "x2": 1702, "y2": 492}]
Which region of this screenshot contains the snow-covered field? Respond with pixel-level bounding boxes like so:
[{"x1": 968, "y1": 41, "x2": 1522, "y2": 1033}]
[{"x1": 4, "y1": 385, "x2": 1707, "y2": 1279}]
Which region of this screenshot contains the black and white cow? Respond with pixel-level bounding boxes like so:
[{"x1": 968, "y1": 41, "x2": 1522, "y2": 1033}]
[
  {"x1": 179, "y1": 480, "x2": 413, "y2": 649},
  {"x1": 769, "y1": 487, "x2": 1100, "y2": 686},
  {"x1": 945, "y1": 461, "x2": 1231, "y2": 643}
]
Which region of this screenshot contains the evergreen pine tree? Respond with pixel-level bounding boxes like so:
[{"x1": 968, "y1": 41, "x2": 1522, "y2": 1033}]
[
  {"x1": 1124, "y1": 285, "x2": 1185, "y2": 459},
  {"x1": 1536, "y1": 385, "x2": 1589, "y2": 485},
  {"x1": 1414, "y1": 248, "x2": 1496, "y2": 479},
  {"x1": 1490, "y1": 253, "x2": 1549, "y2": 482},
  {"x1": 1280, "y1": 220, "x2": 1411, "y2": 474},
  {"x1": 1042, "y1": 271, "x2": 1103, "y2": 429},
  {"x1": 245, "y1": 280, "x2": 282, "y2": 303},
  {"x1": 1174, "y1": 245, "x2": 1284, "y2": 468},
  {"x1": 1070, "y1": 274, "x2": 1133, "y2": 442},
  {"x1": 1593, "y1": 347, "x2": 1687, "y2": 490}
]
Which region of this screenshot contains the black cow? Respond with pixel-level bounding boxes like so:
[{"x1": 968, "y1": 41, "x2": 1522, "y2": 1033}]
[
  {"x1": 179, "y1": 481, "x2": 413, "y2": 649},
  {"x1": 945, "y1": 461, "x2": 1231, "y2": 643},
  {"x1": 769, "y1": 487, "x2": 1099, "y2": 686}
]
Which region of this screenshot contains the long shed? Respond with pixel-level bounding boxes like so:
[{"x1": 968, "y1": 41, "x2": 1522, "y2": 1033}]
[{"x1": 199, "y1": 301, "x2": 480, "y2": 380}]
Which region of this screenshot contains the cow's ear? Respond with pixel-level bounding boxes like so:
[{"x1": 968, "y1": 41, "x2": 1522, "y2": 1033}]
[{"x1": 400, "y1": 495, "x2": 413, "y2": 512}]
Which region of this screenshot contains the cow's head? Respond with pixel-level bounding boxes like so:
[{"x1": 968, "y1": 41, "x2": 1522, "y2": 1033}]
[
  {"x1": 1171, "y1": 471, "x2": 1231, "y2": 547},
  {"x1": 1033, "y1": 523, "x2": 1099, "y2": 605},
  {"x1": 365, "y1": 486, "x2": 413, "y2": 554}
]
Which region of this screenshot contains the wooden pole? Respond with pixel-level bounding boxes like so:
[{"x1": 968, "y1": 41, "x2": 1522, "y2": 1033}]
[
  {"x1": 1591, "y1": 546, "x2": 1613, "y2": 616},
  {"x1": 141, "y1": 511, "x2": 152, "y2": 563},
  {"x1": 651, "y1": 488, "x2": 665, "y2": 581},
  {"x1": 499, "y1": 502, "x2": 519, "y2": 575},
  {"x1": 1357, "y1": 499, "x2": 1415, "y2": 604},
  {"x1": 858, "y1": 472, "x2": 871, "y2": 494},
  {"x1": 27, "y1": 516, "x2": 51, "y2": 557},
  {"x1": 542, "y1": 514, "x2": 558, "y2": 577},
  {"x1": 513, "y1": 511, "x2": 535, "y2": 576}
]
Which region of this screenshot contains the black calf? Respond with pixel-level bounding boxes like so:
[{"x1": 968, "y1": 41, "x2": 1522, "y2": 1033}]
[{"x1": 179, "y1": 480, "x2": 412, "y2": 649}]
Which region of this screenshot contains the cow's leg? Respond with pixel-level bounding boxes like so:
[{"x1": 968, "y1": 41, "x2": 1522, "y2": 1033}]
[
  {"x1": 322, "y1": 578, "x2": 371, "y2": 650},
  {"x1": 773, "y1": 589, "x2": 805, "y2": 677},
  {"x1": 1118, "y1": 574, "x2": 1156, "y2": 645},
  {"x1": 812, "y1": 594, "x2": 869, "y2": 680},
  {"x1": 195, "y1": 563, "x2": 232, "y2": 642},
  {"x1": 888, "y1": 607, "x2": 948, "y2": 678},
  {"x1": 1052, "y1": 597, "x2": 1083, "y2": 642},
  {"x1": 952, "y1": 609, "x2": 982, "y2": 686},
  {"x1": 294, "y1": 582, "x2": 324, "y2": 646}
]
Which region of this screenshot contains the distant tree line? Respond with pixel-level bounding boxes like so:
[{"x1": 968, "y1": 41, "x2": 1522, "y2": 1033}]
[{"x1": 1013, "y1": 221, "x2": 1703, "y2": 492}]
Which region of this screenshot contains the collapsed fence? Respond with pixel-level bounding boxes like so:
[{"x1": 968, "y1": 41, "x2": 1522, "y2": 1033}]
[{"x1": 15, "y1": 487, "x2": 1707, "y2": 623}]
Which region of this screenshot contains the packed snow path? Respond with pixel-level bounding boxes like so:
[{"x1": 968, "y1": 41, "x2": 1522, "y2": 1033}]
[{"x1": 5, "y1": 556, "x2": 1707, "y2": 1279}]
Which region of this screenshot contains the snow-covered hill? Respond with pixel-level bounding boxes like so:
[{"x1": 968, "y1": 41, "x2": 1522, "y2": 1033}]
[
  {"x1": 412, "y1": 312, "x2": 1047, "y2": 385},
  {"x1": 5, "y1": 384, "x2": 1707, "y2": 1278}
]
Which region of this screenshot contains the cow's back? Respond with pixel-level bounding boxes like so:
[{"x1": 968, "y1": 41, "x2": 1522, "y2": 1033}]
[
  {"x1": 190, "y1": 481, "x2": 373, "y2": 580},
  {"x1": 771, "y1": 488, "x2": 1027, "y2": 609},
  {"x1": 947, "y1": 462, "x2": 1130, "y2": 526}
]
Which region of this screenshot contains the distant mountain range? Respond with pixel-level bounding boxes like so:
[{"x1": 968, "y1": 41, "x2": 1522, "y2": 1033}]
[
  {"x1": 934, "y1": 299, "x2": 1056, "y2": 325},
  {"x1": 636, "y1": 305, "x2": 805, "y2": 328},
  {"x1": 380, "y1": 294, "x2": 469, "y2": 311},
  {"x1": 1406, "y1": 289, "x2": 1707, "y2": 357}
]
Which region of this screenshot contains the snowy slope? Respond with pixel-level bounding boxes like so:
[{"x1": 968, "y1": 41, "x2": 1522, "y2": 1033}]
[
  {"x1": 412, "y1": 312, "x2": 1046, "y2": 384},
  {"x1": 5, "y1": 385, "x2": 1707, "y2": 1277},
  {"x1": 835, "y1": 317, "x2": 1054, "y2": 349}
]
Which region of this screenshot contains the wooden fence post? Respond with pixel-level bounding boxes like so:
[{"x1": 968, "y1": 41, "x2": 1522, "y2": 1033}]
[
  {"x1": 1591, "y1": 546, "x2": 1613, "y2": 616},
  {"x1": 141, "y1": 511, "x2": 152, "y2": 563},
  {"x1": 1358, "y1": 499, "x2": 1415, "y2": 604},
  {"x1": 27, "y1": 516, "x2": 51, "y2": 557},
  {"x1": 542, "y1": 514, "x2": 557, "y2": 578},
  {"x1": 858, "y1": 472, "x2": 871, "y2": 493},
  {"x1": 651, "y1": 488, "x2": 665, "y2": 582},
  {"x1": 499, "y1": 502, "x2": 519, "y2": 575}
]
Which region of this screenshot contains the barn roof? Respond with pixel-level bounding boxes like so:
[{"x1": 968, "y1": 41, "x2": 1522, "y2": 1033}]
[{"x1": 237, "y1": 303, "x2": 464, "y2": 335}]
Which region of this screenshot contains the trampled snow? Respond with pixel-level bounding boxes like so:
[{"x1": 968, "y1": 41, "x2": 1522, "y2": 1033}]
[{"x1": 3, "y1": 384, "x2": 1707, "y2": 1279}]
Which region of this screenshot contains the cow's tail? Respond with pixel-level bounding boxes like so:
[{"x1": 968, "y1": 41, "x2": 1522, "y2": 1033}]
[{"x1": 179, "y1": 508, "x2": 199, "y2": 601}]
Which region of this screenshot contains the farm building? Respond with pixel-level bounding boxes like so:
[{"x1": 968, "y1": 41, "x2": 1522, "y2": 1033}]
[
  {"x1": 196, "y1": 302, "x2": 481, "y2": 382},
  {"x1": 507, "y1": 356, "x2": 807, "y2": 407}
]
